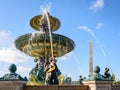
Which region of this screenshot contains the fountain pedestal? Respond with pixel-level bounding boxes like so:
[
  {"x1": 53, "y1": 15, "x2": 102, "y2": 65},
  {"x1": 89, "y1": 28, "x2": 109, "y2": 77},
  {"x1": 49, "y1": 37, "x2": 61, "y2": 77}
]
[
  {"x1": 24, "y1": 85, "x2": 89, "y2": 90},
  {"x1": 0, "y1": 81, "x2": 26, "y2": 90}
]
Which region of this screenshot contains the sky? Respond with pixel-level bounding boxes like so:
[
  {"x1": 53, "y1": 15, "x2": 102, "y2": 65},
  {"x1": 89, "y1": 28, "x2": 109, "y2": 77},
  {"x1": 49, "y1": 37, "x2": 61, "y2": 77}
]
[{"x1": 0, "y1": 0, "x2": 120, "y2": 81}]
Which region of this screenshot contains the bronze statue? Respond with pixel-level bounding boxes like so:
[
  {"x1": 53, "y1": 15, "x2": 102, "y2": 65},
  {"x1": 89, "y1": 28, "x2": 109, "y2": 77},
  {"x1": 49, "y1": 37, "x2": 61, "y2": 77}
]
[
  {"x1": 29, "y1": 57, "x2": 45, "y2": 82},
  {"x1": 104, "y1": 67, "x2": 111, "y2": 79},
  {"x1": 0, "y1": 64, "x2": 26, "y2": 81},
  {"x1": 86, "y1": 66, "x2": 112, "y2": 81},
  {"x1": 44, "y1": 58, "x2": 61, "y2": 85},
  {"x1": 79, "y1": 75, "x2": 83, "y2": 84}
]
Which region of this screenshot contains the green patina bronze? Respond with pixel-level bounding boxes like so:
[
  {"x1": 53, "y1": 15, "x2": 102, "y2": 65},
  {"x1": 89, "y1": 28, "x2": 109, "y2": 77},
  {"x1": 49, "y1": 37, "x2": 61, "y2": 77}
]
[
  {"x1": 0, "y1": 64, "x2": 27, "y2": 81},
  {"x1": 85, "y1": 66, "x2": 112, "y2": 81}
]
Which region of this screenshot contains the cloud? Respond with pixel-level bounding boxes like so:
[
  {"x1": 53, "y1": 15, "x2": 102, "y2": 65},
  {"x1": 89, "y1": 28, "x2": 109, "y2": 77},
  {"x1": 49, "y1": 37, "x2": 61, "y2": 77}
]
[
  {"x1": 60, "y1": 55, "x2": 68, "y2": 61},
  {"x1": 0, "y1": 47, "x2": 28, "y2": 63},
  {"x1": 0, "y1": 30, "x2": 28, "y2": 63},
  {"x1": 89, "y1": 0, "x2": 104, "y2": 11},
  {"x1": 96, "y1": 23, "x2": 104, "y2": 30},
  {"x1": 17, "y1": 66, "x2": 32, "y2": 73},
  {"x1": 78, "y1": 25, "x2": 106, "y2": 56},
  {"x1": 0, "y1": 30, "x2": 12, "y2": 47},
  {"x1": 59, "y1": 52, "x2": 73, "y2": 61},
  {"x1": 0, "y1": 30, "x2": 11, "y2": 40}
]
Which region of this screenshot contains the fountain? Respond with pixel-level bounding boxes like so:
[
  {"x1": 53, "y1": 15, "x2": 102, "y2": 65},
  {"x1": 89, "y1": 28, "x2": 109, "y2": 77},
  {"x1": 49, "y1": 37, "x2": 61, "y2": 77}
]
[
  {"x1": 0, "y1": 7, "x2": 114, "y2": 90},
  {"x1": 14, "y1": 9, "x2": 75, "y2": 85}
]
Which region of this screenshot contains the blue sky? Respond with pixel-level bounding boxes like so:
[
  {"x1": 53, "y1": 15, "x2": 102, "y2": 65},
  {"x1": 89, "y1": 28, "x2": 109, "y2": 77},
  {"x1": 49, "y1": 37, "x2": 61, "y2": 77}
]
[{"x1": 0, "y1": 0, "x2": 120, "y2": 81}]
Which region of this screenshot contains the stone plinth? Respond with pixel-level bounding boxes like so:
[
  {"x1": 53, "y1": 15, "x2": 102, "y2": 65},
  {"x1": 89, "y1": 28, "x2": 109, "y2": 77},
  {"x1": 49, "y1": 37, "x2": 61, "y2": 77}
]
[
  {"x1": 112, "y1": 84, "x2": 120, "y2": 90},
  {"x1": 0, "y1": 81, "x2": 26, "y2": 90},
  {"x1": 83, "y1": 80, "x2": 113, "y2": 90}
]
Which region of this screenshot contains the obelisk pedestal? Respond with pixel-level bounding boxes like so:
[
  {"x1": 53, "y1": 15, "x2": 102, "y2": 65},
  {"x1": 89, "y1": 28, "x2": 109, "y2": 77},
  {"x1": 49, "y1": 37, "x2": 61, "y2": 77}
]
[{"x1": 83, "y1": 80, "x2": 113, "y2": 90}]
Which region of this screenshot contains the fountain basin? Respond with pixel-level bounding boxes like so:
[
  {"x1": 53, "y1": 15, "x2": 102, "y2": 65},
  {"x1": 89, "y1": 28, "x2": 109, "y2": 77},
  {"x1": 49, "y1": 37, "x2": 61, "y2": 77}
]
[
  {"x1": 30, "y1": 15, "x2": 60, "y2": 32},
  {"x1": 14, "y1": 33, "x2": 75, "y2": 58}
]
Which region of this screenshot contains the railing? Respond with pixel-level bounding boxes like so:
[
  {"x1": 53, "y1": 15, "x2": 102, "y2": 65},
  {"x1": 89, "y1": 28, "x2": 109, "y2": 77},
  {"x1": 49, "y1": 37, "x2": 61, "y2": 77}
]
[{"x1": 24, "y1": 85, "x2": 89, "y2": 90}]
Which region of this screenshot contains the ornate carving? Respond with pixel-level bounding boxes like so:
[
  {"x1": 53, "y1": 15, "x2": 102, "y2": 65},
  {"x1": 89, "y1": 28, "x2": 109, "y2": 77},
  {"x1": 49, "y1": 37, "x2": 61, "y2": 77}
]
[
  {"x1": 14, "y1": 33, "x2": 75, "y2": 58},
  {"x1": 30, "y1": 15, "x2": 60, "y2": 32}
]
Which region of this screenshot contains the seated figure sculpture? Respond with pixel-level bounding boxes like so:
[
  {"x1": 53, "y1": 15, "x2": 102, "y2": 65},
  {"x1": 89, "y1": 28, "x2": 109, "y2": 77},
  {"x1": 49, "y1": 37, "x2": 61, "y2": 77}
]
[
  {"x1": 28, "y1": 57, "x2": 45, "y2": 84},
  {"x1": 28, "y1": 57, "x2": 61, "y2": 85},
  {"x1": 87, "y1": 66, "x2": 105, "y2": 80},
  {"x1": 104, "y1": 67, "x2": 112, "y2": 80},
  {"x1": 44, "y1": 58, "x2": 61, "y2": 85},
  {"x1": 0, "y1": 64, "x2": 26, "y2": 81}
]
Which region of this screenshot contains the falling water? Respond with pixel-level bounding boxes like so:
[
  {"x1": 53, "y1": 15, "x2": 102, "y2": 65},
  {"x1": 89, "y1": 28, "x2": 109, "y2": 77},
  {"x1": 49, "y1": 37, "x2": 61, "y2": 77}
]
[
  {"x1": 27, "y1": 31, "x2": 45, "y2": 55},
  {"x1": 72, "y1": 51, "x2": 82, "y2": 75},
  {"x1": 41, "y1": 8, "x2": 54, "y2": 59},
  {"x1": 27, "y1": 7, "x2": 54, "y2": 59},
  {"x1": 78, "y1": 25, "x2": 107, "y2": 56}
]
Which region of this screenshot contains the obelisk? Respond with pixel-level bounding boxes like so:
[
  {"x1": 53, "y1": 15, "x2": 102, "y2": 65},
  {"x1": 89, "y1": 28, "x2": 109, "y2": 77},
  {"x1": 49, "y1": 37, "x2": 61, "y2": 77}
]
[{"x1": 89, "y1": 40, "x2": 93, "y2": 76}]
